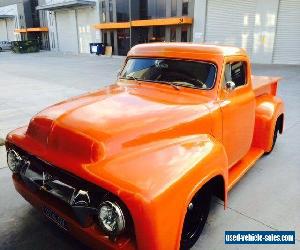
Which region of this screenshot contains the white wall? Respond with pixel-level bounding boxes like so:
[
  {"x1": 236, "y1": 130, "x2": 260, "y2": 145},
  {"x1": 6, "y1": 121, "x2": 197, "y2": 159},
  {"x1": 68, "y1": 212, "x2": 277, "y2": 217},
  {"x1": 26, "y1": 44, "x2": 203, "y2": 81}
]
[
  {"x1": 6, "y1": 18, "x2": 16, "y2": 41},
  {"x1": 45, "y1": 0, "x2": 100, "y2": 53},
  {"x1": 0, "y1": 4, "x2": 18, "y2": 41},
  {"x1": 0, "y1": 20, "x2": 8, "y2": 41},
  {"x1": 56, "y1": 9, "x2": 78, "y2": 53},
  {"x1": 192, "y1": 0, "x2": 207, "y2": 43},
  {"x1": 77, "y1": 6, "x2": 99, "y2": 53}
]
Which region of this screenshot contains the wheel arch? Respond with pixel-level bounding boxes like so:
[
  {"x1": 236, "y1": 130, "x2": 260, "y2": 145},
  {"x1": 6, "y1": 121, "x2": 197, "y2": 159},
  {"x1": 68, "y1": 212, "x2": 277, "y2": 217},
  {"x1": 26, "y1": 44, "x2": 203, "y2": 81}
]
[
  {"x1": 252, "y1": 95, "x2": 285, "y2": 151},
  {"x1": 206, "y1": 174, "x2": 226, "y2": 201},
  {"x1": 178, "y1": 173, "x2": 227, "y2": 249},
  {"x1": 185, "y1": 173, "x2": 227, "y2": 211}
]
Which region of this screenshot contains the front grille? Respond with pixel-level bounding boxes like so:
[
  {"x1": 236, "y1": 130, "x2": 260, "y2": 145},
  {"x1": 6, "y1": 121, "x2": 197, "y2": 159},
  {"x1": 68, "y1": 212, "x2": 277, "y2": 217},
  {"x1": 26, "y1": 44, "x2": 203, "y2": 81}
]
[
  {"x1": 6, "y1": 143, "x2": 108, "y2": 228},
  {"x1": 7, "y1": 143, "x2": 135, "y2": 239},
  {"x1": 10, "y1": 144, "x2": 107, "y2": 208}
]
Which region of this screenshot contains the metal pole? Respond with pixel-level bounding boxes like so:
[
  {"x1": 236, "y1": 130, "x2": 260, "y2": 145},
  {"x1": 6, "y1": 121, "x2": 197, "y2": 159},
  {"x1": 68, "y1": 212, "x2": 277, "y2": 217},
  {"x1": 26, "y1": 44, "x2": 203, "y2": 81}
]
[{"x1": 129, "y1": 0, "x2": 132, "y2": 48}]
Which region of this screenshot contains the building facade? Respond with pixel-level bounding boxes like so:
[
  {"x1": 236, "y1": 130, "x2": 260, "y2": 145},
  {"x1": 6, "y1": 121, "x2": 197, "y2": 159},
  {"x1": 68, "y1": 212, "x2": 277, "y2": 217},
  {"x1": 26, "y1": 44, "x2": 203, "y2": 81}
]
[
  {"x1": 97, "y1": 0, "x2": 194, "y2": 55},
  {"x1": 35, "y1": 0, "x2": 193, "y2": 55},
  {"x1": 1, "y1": 0, "x2": 299, "y2": 64},
  {"x1": 36, "y1": 0, "x2": 101, "y2": 53},
  {"x1": 0, "y1": 0, "x2": 50, "y2": 49},
  {"x1": 38, "y1": 0, "x2": 299, "y2": 64},
  {"x1": 0, "y1": 0, "x2": 29, "y2": 42}
]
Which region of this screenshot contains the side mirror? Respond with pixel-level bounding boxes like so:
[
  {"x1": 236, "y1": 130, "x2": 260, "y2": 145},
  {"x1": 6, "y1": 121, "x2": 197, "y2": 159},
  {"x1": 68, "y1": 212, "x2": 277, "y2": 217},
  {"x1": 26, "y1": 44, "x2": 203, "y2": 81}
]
[{"x1": 225, "y1": 81, "x2": 236, "y2": 91}]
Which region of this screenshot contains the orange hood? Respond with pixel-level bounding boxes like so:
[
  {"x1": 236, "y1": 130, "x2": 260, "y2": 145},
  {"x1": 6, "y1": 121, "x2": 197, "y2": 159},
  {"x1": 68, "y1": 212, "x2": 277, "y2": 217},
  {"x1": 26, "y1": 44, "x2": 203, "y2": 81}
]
[{"x1": 26, "y1": 83, "x2": 213, "y2": 163}]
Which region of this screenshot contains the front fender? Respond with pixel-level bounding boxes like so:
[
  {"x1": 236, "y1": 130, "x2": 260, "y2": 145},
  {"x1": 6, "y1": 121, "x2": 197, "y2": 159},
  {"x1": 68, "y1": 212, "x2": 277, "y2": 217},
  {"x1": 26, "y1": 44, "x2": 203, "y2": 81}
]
[
  {"x1": 105, "y1": 134, "x2": 228, "y2": 250},
  {"x1": 252, "y1": 95, "x2": 285, "y2": 151},
  {"x1": 7, "y1": 128, "x2": 228, "y2": 250}
]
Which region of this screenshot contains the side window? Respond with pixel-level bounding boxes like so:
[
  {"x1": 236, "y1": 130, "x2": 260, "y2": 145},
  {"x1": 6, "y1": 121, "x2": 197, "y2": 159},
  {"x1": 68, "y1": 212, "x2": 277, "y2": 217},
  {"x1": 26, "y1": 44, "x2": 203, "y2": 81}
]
[{"x1": 224, "y1": 61, "x2": 247, "y2": 88}]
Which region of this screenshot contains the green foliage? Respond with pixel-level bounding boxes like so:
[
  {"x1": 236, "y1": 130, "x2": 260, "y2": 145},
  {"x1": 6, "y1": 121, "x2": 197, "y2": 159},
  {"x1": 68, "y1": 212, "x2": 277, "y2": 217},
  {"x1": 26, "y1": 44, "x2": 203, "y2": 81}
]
[{"x1": 11, "y1": 40, "x2": 40, "y2": 54}]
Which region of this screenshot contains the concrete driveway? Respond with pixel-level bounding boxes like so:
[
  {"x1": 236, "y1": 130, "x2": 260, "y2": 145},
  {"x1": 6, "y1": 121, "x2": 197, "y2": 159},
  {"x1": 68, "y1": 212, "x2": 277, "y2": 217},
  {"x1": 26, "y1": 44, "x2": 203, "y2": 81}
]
[{"x1": 0, "y1": 51, "x2": 299, "y2": 250}]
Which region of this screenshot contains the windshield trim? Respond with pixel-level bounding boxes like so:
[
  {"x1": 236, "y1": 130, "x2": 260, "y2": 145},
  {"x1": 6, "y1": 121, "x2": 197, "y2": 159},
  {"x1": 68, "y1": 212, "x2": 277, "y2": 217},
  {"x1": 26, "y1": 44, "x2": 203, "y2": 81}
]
[{"x1": 119, "y1": 57, "x2": 218, "y2": 91}]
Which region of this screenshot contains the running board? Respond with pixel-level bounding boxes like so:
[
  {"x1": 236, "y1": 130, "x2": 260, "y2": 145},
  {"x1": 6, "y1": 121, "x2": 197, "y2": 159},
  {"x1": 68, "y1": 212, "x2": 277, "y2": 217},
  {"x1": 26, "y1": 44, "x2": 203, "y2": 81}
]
[{"x1": 228, "y1": 147, "x2": 264, "y2": 191}]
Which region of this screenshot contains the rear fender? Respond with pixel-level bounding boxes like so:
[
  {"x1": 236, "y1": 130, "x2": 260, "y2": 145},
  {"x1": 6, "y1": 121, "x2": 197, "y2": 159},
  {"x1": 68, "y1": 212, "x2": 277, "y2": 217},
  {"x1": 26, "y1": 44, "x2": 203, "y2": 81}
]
[{"x1": 252, "y1": 95, "x2": 285, "y2": 151}]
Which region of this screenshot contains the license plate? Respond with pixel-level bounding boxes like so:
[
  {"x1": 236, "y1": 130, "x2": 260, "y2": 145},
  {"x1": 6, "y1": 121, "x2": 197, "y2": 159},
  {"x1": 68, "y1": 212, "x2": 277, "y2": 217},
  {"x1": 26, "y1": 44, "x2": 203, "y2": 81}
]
[{"x1": 43, "y1": 206, "x2": 68, "y2": 231}]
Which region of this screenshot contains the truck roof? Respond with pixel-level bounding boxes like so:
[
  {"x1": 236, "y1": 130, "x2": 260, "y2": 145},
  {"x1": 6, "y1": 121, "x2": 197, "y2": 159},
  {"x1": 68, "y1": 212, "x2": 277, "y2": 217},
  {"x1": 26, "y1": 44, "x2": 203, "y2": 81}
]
[{"x1": 128, "y1": 43, "x2": 248, "y2": 57}]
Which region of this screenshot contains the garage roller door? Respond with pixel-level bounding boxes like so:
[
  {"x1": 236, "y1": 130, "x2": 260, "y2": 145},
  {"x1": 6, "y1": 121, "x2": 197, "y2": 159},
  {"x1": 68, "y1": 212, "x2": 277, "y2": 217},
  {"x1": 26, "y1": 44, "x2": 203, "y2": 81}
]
[
  {"x1": 77, "y1": 8, "x2": 93, "y2": 53},
  {"x1": 56, "y1": 10, "x2": 78, "y2": 53},
  {"x1": 6, "y1": 18, "x2": 16, "y2": 41},
  {"x1": 0, "y1": 20, "x2": 7, "y2": 41},
  {"x1": 205, "y1": 0, "x2": 256, "y2": 57},
  {"x1": 273, "y1": 0, "x2": 300, "y2": 64}
]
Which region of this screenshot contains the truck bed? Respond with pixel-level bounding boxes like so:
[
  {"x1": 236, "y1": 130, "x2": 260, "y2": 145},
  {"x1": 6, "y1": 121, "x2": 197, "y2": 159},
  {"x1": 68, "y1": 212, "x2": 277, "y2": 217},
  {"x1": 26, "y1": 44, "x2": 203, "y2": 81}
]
[{"x1": 252, "y1": 75, "x2": 281, "y2": 97}]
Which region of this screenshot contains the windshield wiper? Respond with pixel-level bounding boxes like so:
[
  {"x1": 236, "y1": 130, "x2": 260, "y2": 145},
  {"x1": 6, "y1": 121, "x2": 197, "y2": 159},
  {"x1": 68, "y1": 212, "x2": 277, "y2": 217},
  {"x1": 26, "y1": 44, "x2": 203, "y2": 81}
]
[
  {"x1": 120, "y1": 75, "x2": 138, "y2": 81},
  {"x1": 126, "y1": 75, "x2": 138, "y2": 81},
  {"x1": 155, "y1": 80, "x2": 180, "y2": 90},
  {"x1": 120, "y1": 75, "x2": 145, "y2": 85},
  {"x1": 120, "y1": 77, "x2": 180, "y2": 90}
]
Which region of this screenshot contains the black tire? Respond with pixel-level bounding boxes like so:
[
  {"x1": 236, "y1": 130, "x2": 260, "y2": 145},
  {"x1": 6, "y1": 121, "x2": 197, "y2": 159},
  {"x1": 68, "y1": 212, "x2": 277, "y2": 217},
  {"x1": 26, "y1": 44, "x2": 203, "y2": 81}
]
[
  {"x1": 180, "y1": 188, "x2": 211, "y2": 249},
  {"x1": 265, "y1": 121, "x2": 280, "y2": 155},
  {"x1": 0, "y1": 47, "x2": 2, "y2": 52}
]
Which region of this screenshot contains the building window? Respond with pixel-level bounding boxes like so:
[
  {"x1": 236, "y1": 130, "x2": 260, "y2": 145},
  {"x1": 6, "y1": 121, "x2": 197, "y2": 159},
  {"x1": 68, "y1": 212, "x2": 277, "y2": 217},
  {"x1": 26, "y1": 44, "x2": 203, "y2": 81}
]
[
  {"x1": 31, "y1": 0, "x2": 40, "y2": 27},
  {"x1": 110, "y1": 32, "x2": 114, "y2": 53},
  {"x1": 132, "y1": 0, "x2": 178, "y2": 20},
  {"x1": 182, "y1": 0, "x2": 189, "y2": 16},
  {"x1": 150, "y1": 26, "x2": 165, "y2": 42},
  {"x1": 139, "y1": 0, "x2": 148, "y2": 19},
  {"x1": 103, "y1": 31, "x2": 108, "y2": 44},
  {"x1": 170, "y1": 27, "x2": 176, "y2": 42},
  {"x1": 171, "y1": 0, "x2": 177, "y2": 16},
  {"x1": 148, "y1": 0, "x2": 166, "y2": 19},
  {"x1": 101, "y1": 1, "x2": 106, "y2": 22},
  {"x1": 116, "y1": 0, "x2": 129, "y2": 22},
  {"x1": 117, "y1": 29, "x2": 130, "y2": 56},
  {"x1": 181, "y1": 26, "x2": 188, "y2": 42},
  {"x1": 109, "y1": 0, "x2": 114, "y2": 22}
]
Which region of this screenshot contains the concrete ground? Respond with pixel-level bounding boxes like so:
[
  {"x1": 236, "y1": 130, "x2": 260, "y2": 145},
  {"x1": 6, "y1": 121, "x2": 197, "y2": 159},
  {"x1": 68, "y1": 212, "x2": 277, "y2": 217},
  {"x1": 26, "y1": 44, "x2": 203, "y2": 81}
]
[{"x1": 0, "y1": 51, "x2": 299, "y2": 250}]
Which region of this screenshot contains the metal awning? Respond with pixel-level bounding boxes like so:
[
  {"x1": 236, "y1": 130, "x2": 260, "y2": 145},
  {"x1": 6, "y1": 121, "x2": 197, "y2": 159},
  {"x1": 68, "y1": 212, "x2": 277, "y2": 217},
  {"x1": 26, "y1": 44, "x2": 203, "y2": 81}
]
[
  {"x1": 94, "y1": 17, "x2": 193, "y2": 30},
  {"x1": 36, "y1": 0, "x2": 96, "y2": 11},
  {"x1": 0, "y1": 15, "x2": 15, "y2": 19},
  {"x1": 15, "y1": 27, "x2": 49, "y2": 33}
]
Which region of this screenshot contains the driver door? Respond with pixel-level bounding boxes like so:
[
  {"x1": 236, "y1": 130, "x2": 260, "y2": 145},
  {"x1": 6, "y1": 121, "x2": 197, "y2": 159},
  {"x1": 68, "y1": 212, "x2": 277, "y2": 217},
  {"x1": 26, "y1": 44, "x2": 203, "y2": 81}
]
[{"x1": 219, "y1": 58, "x2": 256, "y2": 167}]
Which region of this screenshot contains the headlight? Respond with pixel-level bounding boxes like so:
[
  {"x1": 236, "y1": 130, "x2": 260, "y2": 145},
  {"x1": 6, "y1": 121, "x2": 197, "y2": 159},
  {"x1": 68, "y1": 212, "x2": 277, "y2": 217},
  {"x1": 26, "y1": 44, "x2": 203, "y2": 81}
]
[
  {"x1": 7, "y1": 149, "x2": 23, "y2": 173},
  {"x1": 98, "y1": 201, "x2": 126, "y2": 235}
]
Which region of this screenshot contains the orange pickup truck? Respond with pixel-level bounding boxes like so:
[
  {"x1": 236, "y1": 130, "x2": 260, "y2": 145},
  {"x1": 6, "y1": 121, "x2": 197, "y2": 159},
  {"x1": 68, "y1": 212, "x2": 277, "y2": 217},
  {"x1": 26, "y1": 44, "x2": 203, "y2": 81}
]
[{"x1": 6, "y1": 43, "x2": 284, "y2": 250}]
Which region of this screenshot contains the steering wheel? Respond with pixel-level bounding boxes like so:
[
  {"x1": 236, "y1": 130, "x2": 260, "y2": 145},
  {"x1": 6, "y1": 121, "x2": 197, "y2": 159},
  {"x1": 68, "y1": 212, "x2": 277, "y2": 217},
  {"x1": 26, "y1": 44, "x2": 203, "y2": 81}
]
[
  {"x1": 156, "y1": 71, "x2": 207, "y2": 88},
  {"x1": 172, "y1": 72, "x2": 207, "y2": 88}
]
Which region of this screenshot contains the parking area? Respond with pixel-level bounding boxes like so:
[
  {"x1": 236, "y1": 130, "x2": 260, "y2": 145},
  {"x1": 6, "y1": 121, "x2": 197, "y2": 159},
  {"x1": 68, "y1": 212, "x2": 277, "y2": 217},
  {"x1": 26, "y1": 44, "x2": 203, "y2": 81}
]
[{"x1": 0, "y1": 51, "x2": 299, "y2": 250}]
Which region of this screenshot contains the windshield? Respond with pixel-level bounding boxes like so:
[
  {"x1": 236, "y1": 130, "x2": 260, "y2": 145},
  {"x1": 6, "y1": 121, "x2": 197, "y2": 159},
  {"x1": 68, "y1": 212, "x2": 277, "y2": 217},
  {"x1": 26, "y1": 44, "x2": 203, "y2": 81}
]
[{"x1": 120, "y1": 58, "x2": 217, "y2": 90}]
